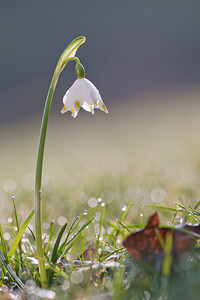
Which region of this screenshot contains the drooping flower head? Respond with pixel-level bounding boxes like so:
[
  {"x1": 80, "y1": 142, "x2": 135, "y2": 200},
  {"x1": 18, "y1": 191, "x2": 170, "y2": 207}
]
[{"x1": 61, "y1": 61, "x2": 108, "y2": 118}]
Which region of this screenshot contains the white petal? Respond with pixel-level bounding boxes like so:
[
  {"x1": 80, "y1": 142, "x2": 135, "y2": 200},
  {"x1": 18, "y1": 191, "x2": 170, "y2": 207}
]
[
  {"x1": 98, "y1": 98, "x2": 108, "y2": 113},
  {"x1": 71, "y1": 107, "x2": 79, "y2": 118},
  {"x1": 82, "y1": 102, "x2": 93, "y2": 112},
  {"x1": 61, "y1": 77, "x2": 108, "y2": 117}
]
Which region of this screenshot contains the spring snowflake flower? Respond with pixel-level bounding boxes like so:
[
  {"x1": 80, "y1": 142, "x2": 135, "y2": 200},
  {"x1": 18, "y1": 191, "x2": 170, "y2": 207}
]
[{"x1": 61, "y1": 78, "x2": 108, "y2": 118}]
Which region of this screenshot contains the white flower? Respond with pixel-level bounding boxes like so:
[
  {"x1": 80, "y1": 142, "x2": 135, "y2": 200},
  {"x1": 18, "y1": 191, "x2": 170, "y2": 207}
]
[{"x1": 61, "y1": 78, "x2": 108, "y2": 118}]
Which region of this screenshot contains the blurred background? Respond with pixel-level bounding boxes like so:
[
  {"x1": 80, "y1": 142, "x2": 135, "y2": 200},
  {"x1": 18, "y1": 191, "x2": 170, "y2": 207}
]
[{"x1": 1, "y1": 1, "x2": 200, "y2": 226}]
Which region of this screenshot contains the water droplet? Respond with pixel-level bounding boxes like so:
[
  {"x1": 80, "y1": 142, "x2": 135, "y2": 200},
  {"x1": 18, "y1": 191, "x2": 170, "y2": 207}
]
[
  {"x1": 83, "y1": 209, "x2": 88, "y2": 216},
  {"x1": 12, "y1": 194, "x2": 15, "y2": 200},
  {"x1": 101, "y1": 202, "x2": 105, "y2": 207},
  {"x1": 117, "y1": 238, "x2": 121, "y2": 244},
  {"x1": 98, "y1": 198, "x2": 102, "y2": 203},
  {"x1": 98, "y1": 248, "x2": 102, "y2": 255},
  {"x1": 122, "y1": 205, "x2": 127, "y2": 212},
  {"x1": 140, "y1": 213, "x2": 144, "y2": 223},
  {"x1": 8, "y1": 217, "x2": 13, "y2": 223}
]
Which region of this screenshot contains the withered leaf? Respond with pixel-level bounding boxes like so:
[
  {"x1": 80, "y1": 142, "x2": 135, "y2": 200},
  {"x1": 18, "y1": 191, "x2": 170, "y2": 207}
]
[
  {"x1": 77, "y1": 247, "x2": 95, "y2": 261},
  {"x1": 123, "y1": 212, "x2": 200, "y2": 262}
]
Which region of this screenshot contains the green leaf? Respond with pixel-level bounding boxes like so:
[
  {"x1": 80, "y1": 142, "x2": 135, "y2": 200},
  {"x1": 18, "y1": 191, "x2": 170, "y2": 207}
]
[
  {"x1": 63, "y1": 217, "x2": 94, "y2": 255},
  {"x1": 59, "y1": 36, "x2": 86, "y2": 72},
  {"x1": 12, "y1": 195, "x2": 23, "y2": 265},
  {"x1": 48, "y1": 222, "x2": 67, "y2": 287},
  {"x1": 0, "y1": 249, "x2": 25, "y2": 291},
  {"x1": 8, "y1": 210, "x2": 34, "y2": 260},
  {"x1": 45, "y1": 219, "x2": 55, "y2": 255},
  {"x1": 51, "y1": 222, "x2": 68, "y2": 264},
  {"x1": 0, "y1": 224, "x2": 7, "y2": 262}
]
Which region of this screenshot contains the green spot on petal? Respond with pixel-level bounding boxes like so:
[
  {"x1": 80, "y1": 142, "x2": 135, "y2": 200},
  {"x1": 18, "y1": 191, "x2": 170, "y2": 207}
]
[
  {"x1": 71, "y1": 107, "x2": 76, "y2": 115},
  {"x1": 61, "y1": 105, "x2": 66, "y2": 112},
  {"x1": 75, "y1": 100, "x2": 80, "y2": 109}
]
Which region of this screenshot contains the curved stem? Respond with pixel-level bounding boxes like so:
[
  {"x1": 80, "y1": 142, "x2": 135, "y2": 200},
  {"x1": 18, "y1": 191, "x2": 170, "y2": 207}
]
[
  {"x1": 35, "y1": 84, "x2": 54, "y2": 289},
  {"x1": 34, "y1": 36, "x2": 86, "y2": 289}
]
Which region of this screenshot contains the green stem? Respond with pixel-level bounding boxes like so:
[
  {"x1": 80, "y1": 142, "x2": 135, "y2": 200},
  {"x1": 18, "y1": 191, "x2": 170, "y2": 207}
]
[
  {"x1": 35, "y1": 85, "x2": 54, "y2": 289},
  {"x1": 34, "y1": 36, "x2": 86, "y2": 288}
]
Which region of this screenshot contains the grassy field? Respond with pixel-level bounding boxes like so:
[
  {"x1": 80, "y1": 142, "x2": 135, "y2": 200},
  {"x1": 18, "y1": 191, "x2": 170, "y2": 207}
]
[{"x1": 1, "y1": 86, "x2": 200, "y2": 298}]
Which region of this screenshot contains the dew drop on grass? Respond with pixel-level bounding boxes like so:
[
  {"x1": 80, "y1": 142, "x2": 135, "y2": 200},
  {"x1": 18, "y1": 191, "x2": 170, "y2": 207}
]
[
  {"x1": 83, "y1": 209, "x2": 88, "y2": 215},
  {"x1": 101, "y1": 202, "x2": 105, "y2": 207},
  {"x1": 8, "y1": 217, "x2": 12, "y2": 223},
  {"x1": 140, "y1": 213, "x2": 144, "y2": 223},
  {"x1": 122, "y1": 205, "x2": 127, "y2": 212},
  {"x1": 98, "y1": 198, "x2": 102, "y2": 203},
  {"x1": 117, "y1": 238, "x2": 121, "y2": 245}
]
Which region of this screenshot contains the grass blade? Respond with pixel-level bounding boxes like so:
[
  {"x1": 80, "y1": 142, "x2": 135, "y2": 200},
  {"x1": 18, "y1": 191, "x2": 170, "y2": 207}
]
[
  {"x1": 63, "y1": 216, "x2": 94, "y2": 255},
  {"x1": 45, "y1": 219, "x2": 55, "y2": 255},
  {"x1": 48, "y1": 222, "x2": 67, "y2": 286},
  {"x1": 51, "y1": 222, "x2": 68, "y2": 264},
  {"x1": 12, "y1": 195, "x2": 23, "y2": 264},
  {"x1": 107, "y1": 199, "x2": 133, "y2": 243},
  {"x1": 0, "y1": 249, "x2": 26, "y2": 291},
  {"x1": 0, "y1": 224, "x2": 8, "y2": 261},
  {"x1": 8, "y1": 210, "x2": 34, "y2": 260}
]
